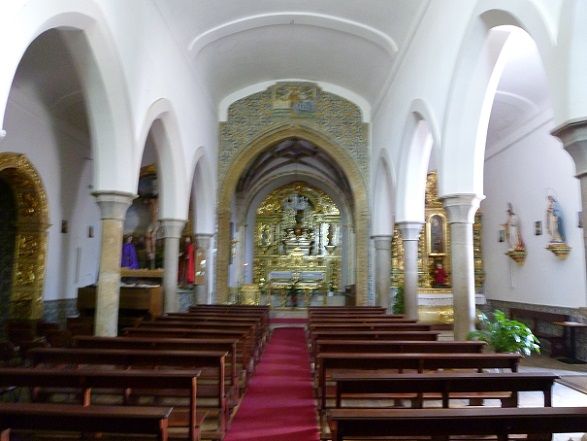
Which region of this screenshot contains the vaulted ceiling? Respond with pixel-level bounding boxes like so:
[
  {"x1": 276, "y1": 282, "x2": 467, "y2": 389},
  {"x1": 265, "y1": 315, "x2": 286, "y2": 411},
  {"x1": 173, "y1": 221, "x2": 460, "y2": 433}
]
[{"x1": 8, "y1": 2, "x2": 551, "y2": 151}]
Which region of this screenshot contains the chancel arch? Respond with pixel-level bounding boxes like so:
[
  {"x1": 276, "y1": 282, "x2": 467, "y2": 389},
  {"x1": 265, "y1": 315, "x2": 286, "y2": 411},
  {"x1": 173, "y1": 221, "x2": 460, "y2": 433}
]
[
  {"x1": 216, "y1": 124, "x2": 369, "y2": 305},
  {"x1": 0, "y1": 153, "x2": 49, "y2": 320}
]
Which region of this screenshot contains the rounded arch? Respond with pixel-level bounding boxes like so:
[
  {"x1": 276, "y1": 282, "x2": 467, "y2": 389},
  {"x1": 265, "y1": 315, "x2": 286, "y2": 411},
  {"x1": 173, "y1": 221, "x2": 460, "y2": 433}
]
[
  {"x1": 0, "y1": 152, "x2": 49, "y2": 320},
  {"x1": 441, "y1": 3, "x2": 556, "y2": 197},
  {"x1": 0, "y1": 0, "x2": 134, "y2": 192},
  {"x1": 215, "y1": 124, "x2": 369, "y2": 304},
  {"x1": 138, "y1": 99, "x2": 188, "y2": 219},
  {"x1": 371, "y1": 150, "x2": 395, "y2": 236},
  {"x1": 190, "y1": 152, "x2": 216, "y2": 235},
  {"x1": 395, "y1": 100, "x2": 437, "y2": 222}
]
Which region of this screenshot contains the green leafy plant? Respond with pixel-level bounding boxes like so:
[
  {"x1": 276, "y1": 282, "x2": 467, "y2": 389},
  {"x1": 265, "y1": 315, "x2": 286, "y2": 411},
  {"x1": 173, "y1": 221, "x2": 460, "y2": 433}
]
[{"x1": 467, "y1": 309, "x2": 540, "y2": 356}]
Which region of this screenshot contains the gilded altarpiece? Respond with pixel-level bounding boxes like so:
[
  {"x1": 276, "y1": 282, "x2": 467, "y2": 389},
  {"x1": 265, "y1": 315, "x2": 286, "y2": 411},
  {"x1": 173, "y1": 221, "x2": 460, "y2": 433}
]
[
  {"x1": 0, "y1": 153, "x2": 49, "y2": 320},
  {"x1": 253, "y1": 183, "x2": 341, "y2": 302},
  {"x1": 391, "y1": 171, "x2": 485, "y2": 292}
]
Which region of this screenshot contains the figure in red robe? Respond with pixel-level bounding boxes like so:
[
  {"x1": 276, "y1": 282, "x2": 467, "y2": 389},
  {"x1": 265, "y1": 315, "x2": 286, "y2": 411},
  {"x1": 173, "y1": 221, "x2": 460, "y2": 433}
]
[{"x1": 178, "y1": 236, "x2": 195, "y2": 287}]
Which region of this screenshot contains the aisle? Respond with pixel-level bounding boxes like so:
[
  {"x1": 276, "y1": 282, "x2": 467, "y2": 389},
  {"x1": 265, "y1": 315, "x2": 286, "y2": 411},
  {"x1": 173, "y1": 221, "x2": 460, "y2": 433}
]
[{"x1": 224, "y1": 327, "x2": 320, "y2": 441}]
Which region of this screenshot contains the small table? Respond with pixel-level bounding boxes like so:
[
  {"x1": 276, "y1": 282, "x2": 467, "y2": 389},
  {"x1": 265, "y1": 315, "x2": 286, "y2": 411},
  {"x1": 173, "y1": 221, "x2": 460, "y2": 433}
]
[{"x1": 553, "y1": 321, "x2": 587, "y2": 364}]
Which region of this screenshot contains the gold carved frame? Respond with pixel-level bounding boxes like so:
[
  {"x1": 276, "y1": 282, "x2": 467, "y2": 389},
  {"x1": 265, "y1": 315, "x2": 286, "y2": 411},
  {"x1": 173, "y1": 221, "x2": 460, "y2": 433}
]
[{"x1": 0, "y1": 153, "x2": 49, "y2": 319}]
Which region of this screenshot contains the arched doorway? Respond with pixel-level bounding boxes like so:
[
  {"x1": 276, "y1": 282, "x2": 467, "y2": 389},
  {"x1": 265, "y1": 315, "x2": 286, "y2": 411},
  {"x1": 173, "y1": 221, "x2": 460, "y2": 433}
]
[
  {"x1": 216, "y1": 124, "x2": 369, "y2": 305},
  {"x1": 0, "y1": 153, "x2": 49, "y2": 320}
]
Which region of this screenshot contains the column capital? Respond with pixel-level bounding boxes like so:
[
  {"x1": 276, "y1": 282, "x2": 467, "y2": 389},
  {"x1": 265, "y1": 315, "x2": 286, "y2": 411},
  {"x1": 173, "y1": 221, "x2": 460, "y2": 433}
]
[
  {"x1": 92, "y1": 191, "x2": 136, "y2": 221},
  {"x1": 195, "y1": 233, "x2": 214, "y2": 248},
  {"x1": 158, "y1": 218, "x2": 186, "y2": 239},
  {"x1": 551, "y1": 118, "x2": 587, "y2": 178},
  {"x1": 371, "y1": 235, "x2": 392, "y2": 250},
  {"x1": 441, "y1": 194, "x2": 484, "y2": 224},
  {"x1": 396, "y1": 221, "x2": 423, "y2": 241}
]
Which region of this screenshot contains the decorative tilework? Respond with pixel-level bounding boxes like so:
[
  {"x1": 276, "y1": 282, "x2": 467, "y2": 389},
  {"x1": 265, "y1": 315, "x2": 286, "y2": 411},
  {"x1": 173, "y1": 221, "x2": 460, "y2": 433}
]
[{"x1": 219, "y1": 82, "x2": 369, "y2": 184}]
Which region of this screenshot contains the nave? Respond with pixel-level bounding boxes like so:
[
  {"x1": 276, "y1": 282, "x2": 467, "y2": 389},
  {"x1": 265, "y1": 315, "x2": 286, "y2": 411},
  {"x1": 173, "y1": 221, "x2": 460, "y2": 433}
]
[{"x1": 2, "y1": 305, "x2": 587, "y2": 441}]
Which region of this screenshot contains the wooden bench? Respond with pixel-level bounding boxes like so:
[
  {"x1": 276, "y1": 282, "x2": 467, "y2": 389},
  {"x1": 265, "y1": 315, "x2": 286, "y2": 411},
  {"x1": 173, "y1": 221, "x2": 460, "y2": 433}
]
[
  {"x1": 330, "y1": 371, "x2": 558, "y2": 409},
  {"x1": 316, "y1": 352, "x2": 521, "y2": 411},
  {"x1": 327, "y1": 406, "x2": 587, "y2": 441},
  {"x1": 309, "y1": 323, "x2": 431, "y2": 332},
  {"x1": 509, "y1": 307, "x2": 568, "y2": 357},
  {"x1": 27, "y1": 347, "x2": 228, "y2": 440},
  {"x1": 312, "y1": 340, "x2": 486, "y2": 370},
  {"x1": 138, "y1": 321, "x2": 260, "y2": 364},
  {"x1": 73, "y1": 335, "x2": 243, "y2": 401},
  {"x1": 0, "y1": 402, "x2": 172, "y2": 441},
  {"x1": 0, "y1": 367, "x2": 203, "y2": 441},
  {"x1": 123, "y1": 326, "x2": 257, "y2": 376}
]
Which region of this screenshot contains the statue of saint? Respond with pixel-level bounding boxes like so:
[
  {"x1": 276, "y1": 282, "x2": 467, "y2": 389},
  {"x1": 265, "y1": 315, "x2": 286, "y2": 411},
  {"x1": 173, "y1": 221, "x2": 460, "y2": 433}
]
[
  {"x1": 121, "y1": 235, "x2": 139, "y2": 269},
  {"x1": 546, "y1": 195, "x2": 565, "y2": 243},
  {"x1": 503, "y1": 203, "x2": 525, "y2": 252},
  {"x1": 178, "y1": 236, "x2": 195, "y2": 287}
]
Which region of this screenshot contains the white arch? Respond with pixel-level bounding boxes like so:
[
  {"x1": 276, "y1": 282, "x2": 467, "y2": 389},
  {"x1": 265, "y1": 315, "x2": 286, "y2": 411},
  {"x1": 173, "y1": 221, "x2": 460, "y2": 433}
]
[
  {"x1": 0, "y1": 0, "x2": 135, "y2": 192},
  {"x1": 137, "y1": 99, "x2": 188, "y2": 219},
  {"x1": 190, "y1": 152, "x2": 216, "y2": 235},
  {"x1": 441, "y1": 2, "x2": 556, "y2": 196},
  {"x1": 371, "y1": 150, "x2": 395, "y2": 236},
  {"x1": 395, "y1": 100, "x2": 437, "y2": 222}
]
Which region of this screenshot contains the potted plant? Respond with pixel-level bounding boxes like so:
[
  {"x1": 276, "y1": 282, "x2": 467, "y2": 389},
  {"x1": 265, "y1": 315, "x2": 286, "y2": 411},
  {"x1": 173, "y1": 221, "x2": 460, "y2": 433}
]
[{"x1": 468, "y1": 309, "x2": 540, "y2": 356}]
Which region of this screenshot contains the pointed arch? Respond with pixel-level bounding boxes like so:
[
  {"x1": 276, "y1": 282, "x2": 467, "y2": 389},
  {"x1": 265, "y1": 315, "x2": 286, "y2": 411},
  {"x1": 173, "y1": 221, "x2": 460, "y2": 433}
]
[{"x1": 215, "y1": 124, "x2": 369, "y2": 304}]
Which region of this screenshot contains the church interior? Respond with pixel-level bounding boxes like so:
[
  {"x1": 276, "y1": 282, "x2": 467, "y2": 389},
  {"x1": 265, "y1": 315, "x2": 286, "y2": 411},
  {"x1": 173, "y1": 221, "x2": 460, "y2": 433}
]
[{"x1": 2, "y1": 1, "x2": 587, "y2": 440}]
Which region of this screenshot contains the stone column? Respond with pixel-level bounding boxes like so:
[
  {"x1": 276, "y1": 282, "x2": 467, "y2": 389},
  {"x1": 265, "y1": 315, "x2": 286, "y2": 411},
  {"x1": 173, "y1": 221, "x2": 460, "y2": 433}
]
[
  {"x1": 195, "y1": 233, "x2": 213, "y2": 305},
  {"x1": 159, "y1": 218, "x2": 185, "y2": 313},
  {"x1": 93, "y1": 191, "x2": 135, "y2": 336},
  {"x1": 372, "y1": 235, "x2": 392, "y2": 310},
  {"x1": 397, "y1": 222, "x2": 423, "y2": 321},
  {"x1": 552, "y1": 119, "x2": 587, "y2": 284},
  {"x1": 442, "y1": 194, "x2": 483, "y2": 340}
]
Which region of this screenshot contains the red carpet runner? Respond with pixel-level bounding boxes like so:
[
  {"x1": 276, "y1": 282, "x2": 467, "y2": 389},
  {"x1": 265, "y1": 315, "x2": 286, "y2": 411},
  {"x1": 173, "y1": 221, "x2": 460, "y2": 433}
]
[{"x1": 225, "y1": 327, "x2": 320, "y2": 441}]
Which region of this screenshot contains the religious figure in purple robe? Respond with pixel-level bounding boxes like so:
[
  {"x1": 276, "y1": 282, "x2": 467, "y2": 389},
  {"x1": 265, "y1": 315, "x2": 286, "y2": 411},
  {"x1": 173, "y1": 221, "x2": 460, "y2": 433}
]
[{"x1": 121, "y1": 235, "x2": 139, "y2": 269}]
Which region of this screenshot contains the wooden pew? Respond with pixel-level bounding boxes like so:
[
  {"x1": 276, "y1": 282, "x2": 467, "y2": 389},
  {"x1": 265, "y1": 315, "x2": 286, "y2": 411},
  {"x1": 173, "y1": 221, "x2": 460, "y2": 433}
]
[
  {"x1": 28, "y1": 347, "x2": 228, "y2": 441},
  {"x1": 312, "y1": 340, "x2": 486, "y2": 370},
  {"x1": 309, "y1": 323, "x2": 431, "y2": 332},
  {"x1": 124, "y1": 326, "x2": 257, "y2": 375},
  {"x1": 316, "y1": 352, "x2": 521, "y2": 411},
  {"x1": 138, "y1": 321, "x2": 260, "y2": 363},
  {"x1": 330, "y1": 371, "x2": 558, "y2": 409},
  {"x1": 327, "y1": 407, "x2": 587, "y2": 441},
  {"x1": 154, "y1": 316, "x2": 266, "y2": 356},
  {"x1": 0, "y1": 402, "x2": 172, "y2": 441},
  {"x1": 0, "y1": 367, "x2": 203, "y2": 441},
  {"x1": 308, "y1": 330, "x2": 440, "y2": 358},
  {"x1": 74, "y1": 335, "x2": 243, "y2": 401}
]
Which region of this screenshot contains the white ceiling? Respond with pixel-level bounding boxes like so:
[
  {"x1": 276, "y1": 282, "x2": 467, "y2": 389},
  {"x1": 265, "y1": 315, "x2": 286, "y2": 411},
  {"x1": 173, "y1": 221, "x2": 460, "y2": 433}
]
[
  {"x1": 8, "y1": 2, "x2": 551, "y2": 151},
  {"x1": 152, "y1": 0, "x2": 427, "y2": 106}
]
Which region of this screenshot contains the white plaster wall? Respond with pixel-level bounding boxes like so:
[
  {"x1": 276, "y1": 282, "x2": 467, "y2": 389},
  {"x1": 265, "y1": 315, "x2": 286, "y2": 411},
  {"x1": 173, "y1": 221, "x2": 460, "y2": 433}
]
[
  {"x1": 2, "y1": 88, "x2": 100, "y2": 302},
  {"x1": 371, "y1": 1, "x2": 476, "y2": 221},
  {"x1": 482, "y1": 110, "x2": 586, "y2": 307}
]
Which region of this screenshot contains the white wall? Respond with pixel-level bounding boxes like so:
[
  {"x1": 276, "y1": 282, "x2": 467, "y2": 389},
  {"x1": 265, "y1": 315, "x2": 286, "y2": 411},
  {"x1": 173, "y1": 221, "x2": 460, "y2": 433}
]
[
  {"x1": 2, "y1": 88, "x2": 100, "y2": 301},
  {"x1": 482, "y1": 110, "x2": 586, "y2": 307}
]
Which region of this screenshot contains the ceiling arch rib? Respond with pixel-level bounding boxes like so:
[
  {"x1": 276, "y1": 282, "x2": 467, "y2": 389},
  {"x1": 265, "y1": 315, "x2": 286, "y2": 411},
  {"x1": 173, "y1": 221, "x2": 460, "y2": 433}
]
[
  {"x1": 236, "y1": 138, "x2": 352, "y2": 199},
  {"x1": 188, "y1": 12, "x2": 398, "y2": 57}
]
